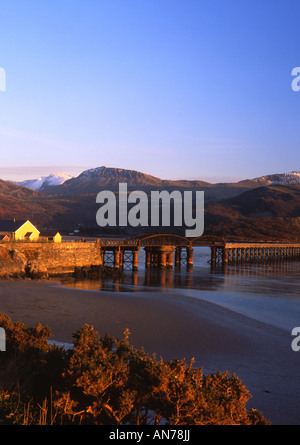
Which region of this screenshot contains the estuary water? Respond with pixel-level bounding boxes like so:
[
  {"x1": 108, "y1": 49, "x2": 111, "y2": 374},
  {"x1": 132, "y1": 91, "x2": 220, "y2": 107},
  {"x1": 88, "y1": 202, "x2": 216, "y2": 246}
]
[{"x1": 61, "y1": 247, "x2": 300, "y2": 333}]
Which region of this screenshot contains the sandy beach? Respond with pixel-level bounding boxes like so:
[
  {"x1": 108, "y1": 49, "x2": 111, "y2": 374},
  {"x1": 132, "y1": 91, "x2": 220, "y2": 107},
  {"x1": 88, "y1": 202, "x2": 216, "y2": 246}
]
[{"x1": 0, "y1": 278, "x2": 299, "y2": 425}]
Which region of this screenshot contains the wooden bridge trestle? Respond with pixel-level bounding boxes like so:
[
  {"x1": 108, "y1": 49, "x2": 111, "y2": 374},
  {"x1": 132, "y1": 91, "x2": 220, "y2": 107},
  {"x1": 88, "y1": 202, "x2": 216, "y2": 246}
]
[{"x1": 222, "y1": 243, "x2": 300, "y2": 265}]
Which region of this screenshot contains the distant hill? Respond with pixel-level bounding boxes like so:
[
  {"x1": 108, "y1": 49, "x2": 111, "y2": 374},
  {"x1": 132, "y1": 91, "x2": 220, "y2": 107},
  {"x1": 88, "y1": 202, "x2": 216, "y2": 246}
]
[
  {"x1": 208, "y1": 184, "x2": 300, "y2": 218},
  {"x1": 204, "y1": 184, "x2": 300, "y2": 241},
  {"x1": 0, "y1": 179, "x2": 70, "y2": 228}
]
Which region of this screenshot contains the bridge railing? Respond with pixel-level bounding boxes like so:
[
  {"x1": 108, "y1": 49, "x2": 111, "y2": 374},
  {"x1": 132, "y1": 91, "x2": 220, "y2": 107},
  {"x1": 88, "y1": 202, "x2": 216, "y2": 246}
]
[
  {"x1": 97, "y1": 239, "x2": 139, "y2": 247},
  {"x1": 96, "y1": 234, "x2": 226, "y2": 248}
]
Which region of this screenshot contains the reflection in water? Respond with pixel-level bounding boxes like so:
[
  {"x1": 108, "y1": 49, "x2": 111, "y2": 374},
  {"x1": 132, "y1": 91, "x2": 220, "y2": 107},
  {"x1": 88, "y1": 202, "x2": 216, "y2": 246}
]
[
  {"x1": 62, "y1": 268, "x2": 223, "y2": 293},
  {"x1": 61, "y1": 247, "x2": 300, "y2": 301}
]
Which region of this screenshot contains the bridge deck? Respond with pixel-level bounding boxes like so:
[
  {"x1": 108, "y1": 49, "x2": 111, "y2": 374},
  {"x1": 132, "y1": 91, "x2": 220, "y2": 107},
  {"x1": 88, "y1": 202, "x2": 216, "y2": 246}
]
[{"x1": 225, "y1": 243, "x2": 300, "y2": 248}]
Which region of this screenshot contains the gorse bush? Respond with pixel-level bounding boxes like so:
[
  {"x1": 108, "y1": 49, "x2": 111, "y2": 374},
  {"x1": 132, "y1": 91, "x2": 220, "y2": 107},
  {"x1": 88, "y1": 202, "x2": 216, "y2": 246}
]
[{"x1": 0, "y1": 313, "x2": 270, "y2": 425}]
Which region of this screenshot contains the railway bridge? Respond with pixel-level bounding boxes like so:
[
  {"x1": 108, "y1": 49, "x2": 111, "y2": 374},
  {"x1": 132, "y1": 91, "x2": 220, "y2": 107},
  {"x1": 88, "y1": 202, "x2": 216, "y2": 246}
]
[{"x1": 95, "y1": 234, "x2": 300, "y2": 270}]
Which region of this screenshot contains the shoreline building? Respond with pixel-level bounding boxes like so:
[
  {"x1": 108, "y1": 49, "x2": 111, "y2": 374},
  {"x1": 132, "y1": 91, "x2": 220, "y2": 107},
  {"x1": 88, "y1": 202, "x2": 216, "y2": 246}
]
[{"x1": 0, "y1": 220, "x2": 40, "y2": 241}]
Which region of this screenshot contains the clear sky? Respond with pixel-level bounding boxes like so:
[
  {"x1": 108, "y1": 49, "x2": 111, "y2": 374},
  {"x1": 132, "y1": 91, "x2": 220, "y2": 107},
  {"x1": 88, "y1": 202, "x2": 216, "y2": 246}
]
[{"x1": 0, "y1": 0, "x2": 299, "y2": 182}]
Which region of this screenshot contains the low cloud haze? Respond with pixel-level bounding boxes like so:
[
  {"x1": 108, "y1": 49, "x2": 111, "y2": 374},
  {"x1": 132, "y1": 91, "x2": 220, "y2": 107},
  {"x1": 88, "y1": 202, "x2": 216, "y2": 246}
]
[{"x1": 0, "y1": 166, "x2": 87, "y2": 182}]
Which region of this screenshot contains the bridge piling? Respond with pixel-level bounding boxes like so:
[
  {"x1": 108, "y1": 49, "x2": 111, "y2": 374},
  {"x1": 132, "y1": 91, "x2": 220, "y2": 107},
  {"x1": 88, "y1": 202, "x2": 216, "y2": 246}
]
[
  {"x1": 175, "y1": 247, "x2": 181, "y2": 268},
  {"x1": 145, "y1": 250, "x2": 151, "y2": 269},
  {"x1": 187, "y1": 247, "x2": 194, "y2": 267},
  {"x1": 133, "y1": 250, "x2": 139, "y2": 271},
  {"x1": 211, "y1": 247, "x2": 216, "y2": 264},
  {"x1": 167, "y1": 251, "x2": 174, "y2": 268},
  {"x1": 222, "y1": 248, "x2": 228, "y2": 264},
  {"x1": 114, "y1": 249, "x2": 121, "y2": 269}
]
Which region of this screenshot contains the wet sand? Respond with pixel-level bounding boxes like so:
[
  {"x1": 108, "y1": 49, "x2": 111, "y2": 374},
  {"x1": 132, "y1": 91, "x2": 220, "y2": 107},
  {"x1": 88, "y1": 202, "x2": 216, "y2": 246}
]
[{"x1": 0, "y1": 278, "x2": 299, "y2": 425}]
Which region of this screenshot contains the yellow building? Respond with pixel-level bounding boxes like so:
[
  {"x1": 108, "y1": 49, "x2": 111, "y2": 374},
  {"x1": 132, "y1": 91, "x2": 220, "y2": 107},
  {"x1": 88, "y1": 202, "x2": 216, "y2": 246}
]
[{"x1": 0, "y1": 220, "x2": 40, "y2": 241}]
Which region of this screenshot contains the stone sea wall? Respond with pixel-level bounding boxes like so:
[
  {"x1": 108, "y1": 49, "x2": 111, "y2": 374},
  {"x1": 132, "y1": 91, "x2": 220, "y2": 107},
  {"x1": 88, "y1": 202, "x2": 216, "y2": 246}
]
[{"x1": 0, "y1": 242, "x2": 102, "y2": 278}]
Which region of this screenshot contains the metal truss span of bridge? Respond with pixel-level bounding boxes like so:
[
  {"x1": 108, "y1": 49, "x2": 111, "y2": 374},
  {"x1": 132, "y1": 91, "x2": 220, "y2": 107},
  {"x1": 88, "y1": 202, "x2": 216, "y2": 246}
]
[{"x1": 95, "y1": 234, "x2": 300, "y2": 271}]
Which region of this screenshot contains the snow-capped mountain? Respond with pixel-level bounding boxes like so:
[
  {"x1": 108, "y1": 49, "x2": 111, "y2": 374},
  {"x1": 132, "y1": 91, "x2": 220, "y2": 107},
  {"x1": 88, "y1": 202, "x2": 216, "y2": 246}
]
[
  {"x1": 14, "y1": 173, "x2": 73, "y2": 192},
  {"x1": 253, "y1": 171, "x2": 300, "y2": 185},
  {"x1": 52, "y1": 166, "x2": 166, "y2": 195}
]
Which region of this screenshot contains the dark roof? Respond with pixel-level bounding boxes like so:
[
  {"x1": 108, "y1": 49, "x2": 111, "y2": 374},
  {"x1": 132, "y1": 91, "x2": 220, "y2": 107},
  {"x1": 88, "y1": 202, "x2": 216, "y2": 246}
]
[
  {"x1": 40, "y1": 230, "x2": 59, "y2": 236},
  {"x1": 0, "y1": 220, "x2": 28, "y2": 232}
]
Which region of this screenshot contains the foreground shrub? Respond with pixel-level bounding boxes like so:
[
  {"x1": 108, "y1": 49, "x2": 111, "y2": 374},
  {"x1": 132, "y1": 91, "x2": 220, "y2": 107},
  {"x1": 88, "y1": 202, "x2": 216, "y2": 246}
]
[{"x1": 0, "y1": 313, "x2": 270, "y2": 425}]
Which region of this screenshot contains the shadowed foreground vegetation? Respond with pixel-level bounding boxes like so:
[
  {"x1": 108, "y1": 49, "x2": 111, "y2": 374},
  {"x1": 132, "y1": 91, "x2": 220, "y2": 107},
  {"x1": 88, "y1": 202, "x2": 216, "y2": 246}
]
[{"x1": 0, "y1": 312, "x2": 270, "y2": 425}]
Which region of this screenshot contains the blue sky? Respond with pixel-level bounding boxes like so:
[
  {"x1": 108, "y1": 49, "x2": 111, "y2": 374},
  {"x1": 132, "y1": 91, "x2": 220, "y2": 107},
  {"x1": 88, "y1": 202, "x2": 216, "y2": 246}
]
[{"x1": 0, "y1": 0, "x2": 299, "y2": 182}]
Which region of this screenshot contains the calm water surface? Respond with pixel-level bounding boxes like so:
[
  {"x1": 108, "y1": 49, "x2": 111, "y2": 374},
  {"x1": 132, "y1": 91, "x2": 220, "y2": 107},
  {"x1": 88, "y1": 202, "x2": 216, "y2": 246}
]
[{"x1": 61, "y1": 247, "x2": 300, "y2": 332}]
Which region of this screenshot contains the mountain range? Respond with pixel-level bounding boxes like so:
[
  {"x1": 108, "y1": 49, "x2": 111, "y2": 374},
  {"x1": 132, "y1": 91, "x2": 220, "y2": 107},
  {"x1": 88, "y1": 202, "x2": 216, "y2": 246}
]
[
  {"x1": 2, "y1": 166, "x2": 300, "y2": 241},
  {"x1": 13, "y1": 167, "x2": 300, "y2": 194}
]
